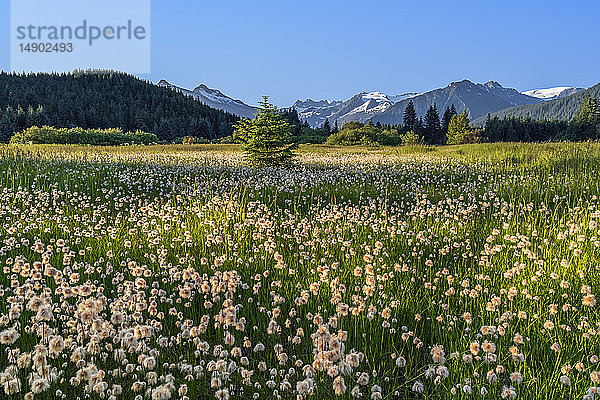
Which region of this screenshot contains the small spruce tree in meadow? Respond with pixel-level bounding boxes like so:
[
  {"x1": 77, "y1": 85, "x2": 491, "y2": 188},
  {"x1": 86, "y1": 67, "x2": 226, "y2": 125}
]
[
  {"x1": 447, "y1": 111, "x2": 473, "y2": 145},
  {"x1": 233, "y1": 96, "x2": 297, "y2": 166}
]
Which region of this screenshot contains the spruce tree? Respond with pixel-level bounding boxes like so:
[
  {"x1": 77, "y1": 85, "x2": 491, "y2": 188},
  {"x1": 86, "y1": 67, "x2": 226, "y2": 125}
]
[
  {"x1": 403, "y1": 100, "x2": 417, "y2": 132},
  {"x1": 483, "y1": 113, "x2": 493, "y2": 142},
  {"x1": 423, "y1": 104, "x2": 442, "y2": 145},
  {"x1": 322, "y1": 118, "x2": 331, "y2": 135},
  {"x1": 570, "y1": 95, "x2": 600, "y2": 140},
  {"x1": 414, "y1": 117, "x2": 424, "y2": 135},
  {"x1": 233, "y1": 96, "x2": 297, "y2": 166},
  {"x1": 442, "y1": 105, "x2": 457, "y2": 136},
  {"x1": 446, "y1": 111, "x2": 472, "y2": 145}
]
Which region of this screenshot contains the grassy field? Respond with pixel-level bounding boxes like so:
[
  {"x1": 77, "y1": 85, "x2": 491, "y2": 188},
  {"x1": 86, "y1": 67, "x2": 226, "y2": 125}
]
[{"x1": 1, "y1": 142, "x2": 599, "y2": 399}]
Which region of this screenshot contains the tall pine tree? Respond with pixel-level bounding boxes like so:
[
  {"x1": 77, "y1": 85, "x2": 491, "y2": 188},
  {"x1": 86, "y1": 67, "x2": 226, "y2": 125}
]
[
  {"x1": 442, "y1": 104, "x2": 457, "y2": 137},
  {"x1": 423, "y1": 104, "x2": 442, "y2": 144},
  {"x1": 322, "y1": 118, "x2": 332, "y2": 135},
  {"x1": 403, "y1": 100, "x2": 417, "y2": 132}
]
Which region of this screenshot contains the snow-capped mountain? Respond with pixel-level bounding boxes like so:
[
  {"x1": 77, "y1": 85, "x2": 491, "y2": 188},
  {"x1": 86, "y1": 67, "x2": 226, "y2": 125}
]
[
  {"x1": 295, "y1": 81, "x2": 543, "y2": 127},
  {"x1": 157, "y1": 80, "x2": 256, "y2": 118},
  {"x1": 292, "y1": 91, "x2": 419, "y2": 128},
  {"x1": 522, "y1": 87, "x2": 585, "y2": 101},
  {"x1": 371, "y1": 80, "x2": 544, "y2": 125}
]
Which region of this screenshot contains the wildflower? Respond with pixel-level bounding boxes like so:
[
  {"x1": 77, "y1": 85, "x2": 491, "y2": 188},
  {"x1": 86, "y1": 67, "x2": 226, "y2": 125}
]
[
  {"x1": 412, "y1": 381, "x2": 424, "y2": 393},
  {"x1": 583, "y1": 294, "x2": 597, "y2": 307},
  {"x1": 0, "y1": 328, "x2": 19, "y2": 345},
  {"x1": 431, "y1": 345, "x2": 445, "y2": 364},
  {"x1": 501, "y1": 386, "x2": 517, "y2": 399},
  {"x1": 333, "y1": 376, "x2": 346, "y2": 395},
  {"x1": 31, "y1": 378, "x2": 50, "y2": 394},
  {"x1": 395, "y1": 356, "x2": 406, "y2": 368},
  {"x1": 510, "y1": 372, "x2": 523, "y2": 384}
]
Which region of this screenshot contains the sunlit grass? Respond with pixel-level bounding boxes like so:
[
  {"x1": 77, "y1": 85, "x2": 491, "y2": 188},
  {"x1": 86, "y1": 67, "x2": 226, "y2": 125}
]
[{"x1": 0, "y1": 142, "x2": 599, "y2": 399}]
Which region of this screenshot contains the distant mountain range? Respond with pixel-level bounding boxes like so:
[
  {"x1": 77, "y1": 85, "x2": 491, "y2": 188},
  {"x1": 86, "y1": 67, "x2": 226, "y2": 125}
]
[
  {"x1": 291, "y1": 80, "x2": 551, "y2": 127},
  {"x1": 291, "y1": 91, "x2": 420, "y2": 128},
  {"x1": 369, "y1": 80, "x2": 546, "y2": 125},
  {"x1": 472, "y1": 83, "x2": 600, "y2": 125},
  {"x1": 157, "y1": 80, "x2": 256, "y2": 118},
  {"x1": 156, "y1": 78, "x2": 592, "y2": 128}
]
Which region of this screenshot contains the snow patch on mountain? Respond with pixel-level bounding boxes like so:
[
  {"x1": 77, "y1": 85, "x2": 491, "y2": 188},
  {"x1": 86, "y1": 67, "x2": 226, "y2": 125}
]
[
  {"x1": 389, "y1": 92, "x2": 420, "y2": 103},
  {"x1": 522, "y1": 87, "x2": 585, "y2": 101}
]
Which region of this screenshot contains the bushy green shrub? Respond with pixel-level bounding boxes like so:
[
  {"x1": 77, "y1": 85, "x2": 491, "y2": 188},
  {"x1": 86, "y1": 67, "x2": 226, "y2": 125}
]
[
  {"x1": 325, "y1": 122, "x2": 378, "y2": 146},
  {"x1": 400, "y1": 130, "x2": 424, "y2": 146},
  {"x1": 326, "y1": 129, "x2": 366, "y2": 146},
  {"x1": 376, "y1": 129, "x2": 403, "y2": 146},
  {"x1": 295, "y1": 127, "x2": 328, "y2": 144},
  {"x1": 10, "y1": 126, "x2": 159, "y2": 145},
  {"x1": 179, "y1": 136, "x2": 211, "y2": 145}
]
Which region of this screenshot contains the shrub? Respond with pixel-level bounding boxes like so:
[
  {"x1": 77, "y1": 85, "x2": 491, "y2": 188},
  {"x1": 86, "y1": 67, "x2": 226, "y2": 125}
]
[
  {"x1": 182, "y1": 136, "x2": 194, "y2": 145},
  {"x1": 325, "y1": 129, "x2": 366, "y2": 146},
  {"x1": 325, "y1": 122, "x2": 378, "y2": 146},
  {"x1": 400, "y1": 130, "x2": 424, "y2": 146},
  {"x1": 219, "y1": 135, "x2": 238, "y2": 144},
  {"x1": 295, "y1": 127, "x2": 328, "y2": 144},
  {"x1": 180, "y1": 136, "x2": 210, "y2": 145},
  {"x1": 10, "y1": 126, "x2": 159, "y2": 145},
  {"x1": 375, "y1": 129, "x2": 403, "y2": 146}
]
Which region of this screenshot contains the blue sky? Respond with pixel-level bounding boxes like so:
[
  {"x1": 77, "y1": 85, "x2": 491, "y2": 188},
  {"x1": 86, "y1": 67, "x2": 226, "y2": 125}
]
[{"x1": 1, "y1": 0, "x2": 599, "y2": 106}]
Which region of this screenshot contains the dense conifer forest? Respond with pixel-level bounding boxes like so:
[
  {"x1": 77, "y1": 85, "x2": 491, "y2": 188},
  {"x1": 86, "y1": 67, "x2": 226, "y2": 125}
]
[{"x1": 0, "y1": 71, "x2": 239, "y2": 143}]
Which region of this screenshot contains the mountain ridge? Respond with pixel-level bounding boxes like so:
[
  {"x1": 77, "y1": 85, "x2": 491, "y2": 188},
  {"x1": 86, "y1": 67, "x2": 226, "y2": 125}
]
[
  {"x1": 291, "y1": 91, "x2": 420, "y2": 128},
  {"x1": 369, "y1": 80, "x2": 543, "y2": 125},
  {"x1": 291, "y1": 80, "x2": 549, "y2": 127},
  {"x1": 472, "y1": 83, "x2": 600, "y2": 125},
  {"x1": 157, "y1": 80, "x2": 256, "y2": 119}
]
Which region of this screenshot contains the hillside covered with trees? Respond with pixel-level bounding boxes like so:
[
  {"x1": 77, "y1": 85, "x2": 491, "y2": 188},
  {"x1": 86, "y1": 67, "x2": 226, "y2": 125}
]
[
  {"x1": 472, "y1": 83, "x2": 600, "y2": 125},
  {"x1": 0, "y1": 71, "x2": 240, "y2": 143}
]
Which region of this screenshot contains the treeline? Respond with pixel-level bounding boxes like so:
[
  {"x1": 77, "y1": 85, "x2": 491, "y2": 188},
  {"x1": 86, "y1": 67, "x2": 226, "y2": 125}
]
[
  {"x1": 294, "y1": 95, "x2": 599, "y2": 146},
  {"x1": 10, "y1": 126, "x2": 158, "y2": 145},
  {"x1": 0, "y1": 70, "x2": 239, "y2": 143},
  {"x1": 268, "y1": 102, "x2": 459, "y2": 146},
  {"x1": 482, "y1": 95, "x2": 600, "y2": 142}
]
